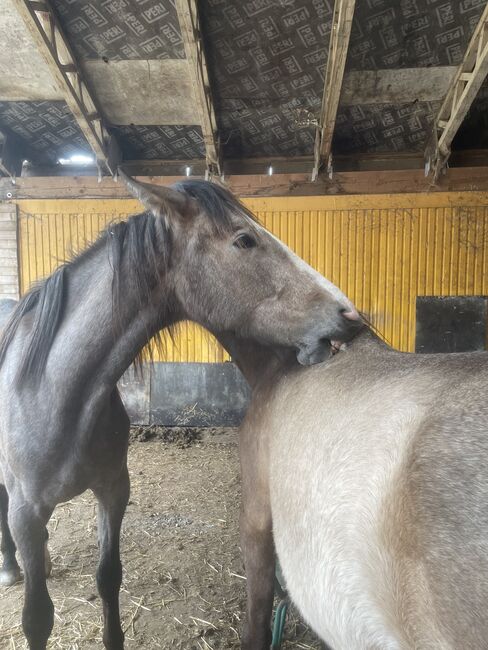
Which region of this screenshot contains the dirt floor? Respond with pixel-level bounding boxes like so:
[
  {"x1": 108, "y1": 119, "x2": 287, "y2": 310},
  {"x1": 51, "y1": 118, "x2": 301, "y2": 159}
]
[{"x1": 0, "y1": 428, "x2": 323, "y2": 649}]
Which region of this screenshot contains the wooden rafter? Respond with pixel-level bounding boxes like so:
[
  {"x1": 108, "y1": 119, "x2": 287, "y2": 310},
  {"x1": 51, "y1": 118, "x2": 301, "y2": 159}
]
[
  {"x1": 175, "y1": 0, "x2": 221, "y2": 176},
  {"x1": 312, "y1": 0, "x2": 356, "y2": 181},
  {"x1": 427, "y1": 3, "x2": 488, "y2": 180},
  {"x1": 10, "y1": 0, "x2": 120, "y2": 173}
]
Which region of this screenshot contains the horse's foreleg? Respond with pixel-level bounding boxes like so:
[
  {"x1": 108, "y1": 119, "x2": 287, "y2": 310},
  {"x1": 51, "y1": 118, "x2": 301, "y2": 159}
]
[
  {"x1": 8, "y1": 494, "x2": 54, "y2": 650},
  {"x1": 240, "y1": 508, "x2": 275, "y2": 650},
  {"x1": 239, "y1": 424, "x2": 274, "y2": 650},
  {"x1": 94, "y1": 465, "x2": 129, "y2": 650},
  {"x1": 0, "y1": 486, "x2": 51, "y2": 586},
  {"x1": 0, "y1": 484, "x2": 21, "y2": 585}
]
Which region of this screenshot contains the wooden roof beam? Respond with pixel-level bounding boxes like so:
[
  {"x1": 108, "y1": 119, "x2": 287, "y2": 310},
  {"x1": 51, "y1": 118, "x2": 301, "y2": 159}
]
[
  {"x1": 4, "y1": 167, "x2": 488, "y2": 200},
  {"x1": 10, "y1": 0, "x2": 120, "y2": 174},
  {"x1": 426, "y1": 3, "x2": 488, "y2": 181},
  {"x1": 175, "y1": 0, "x2": 221, "y2": 177},
  {"x1": 312, "y1": 0, "x2": 356, "y2": 182}
]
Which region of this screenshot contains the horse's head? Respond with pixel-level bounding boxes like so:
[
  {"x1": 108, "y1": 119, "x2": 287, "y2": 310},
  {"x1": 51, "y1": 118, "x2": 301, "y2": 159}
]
[{"x1": 121, "y1": 172, "x2": 362, "y2": 365}]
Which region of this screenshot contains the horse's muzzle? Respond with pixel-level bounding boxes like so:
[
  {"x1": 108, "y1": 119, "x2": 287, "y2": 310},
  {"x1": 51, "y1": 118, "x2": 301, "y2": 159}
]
[
  {"x1": 296, "y1": 312, "x2": 363, "y2": 366},
  {"x1": 296, "y1": 338, "x2": 333, "y2": 366}
]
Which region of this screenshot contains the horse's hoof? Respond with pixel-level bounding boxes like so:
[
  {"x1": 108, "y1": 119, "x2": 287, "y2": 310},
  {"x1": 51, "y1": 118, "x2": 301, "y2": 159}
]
[
  {"x1": 0, "y1": 567, "x2": 22, "y2": 586},
  {"x1": 44, "y1": 544, "x2": 52, "y2": 578}
]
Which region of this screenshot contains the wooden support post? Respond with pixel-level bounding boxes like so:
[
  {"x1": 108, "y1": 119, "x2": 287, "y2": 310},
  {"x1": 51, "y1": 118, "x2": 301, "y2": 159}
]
[
  {"x1": 175, "y1": 0, "x2": 221, "y2": 176},
  {"x1": 427, "y1": 4, "x2": 488, "y2": 180},
  {"x1": 312, "y1": 0, "x2": 356, "y2": 181}
]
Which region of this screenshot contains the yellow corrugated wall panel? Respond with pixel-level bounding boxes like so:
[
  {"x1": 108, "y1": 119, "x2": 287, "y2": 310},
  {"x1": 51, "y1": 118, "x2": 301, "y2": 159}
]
[{"x1": 16, "y1": 193, "x2": 488, "y2": 358}]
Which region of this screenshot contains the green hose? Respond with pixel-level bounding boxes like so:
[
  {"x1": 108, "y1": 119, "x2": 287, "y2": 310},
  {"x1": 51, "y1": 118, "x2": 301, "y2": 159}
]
[{"x1": 271, "y1": 598, "x2": 289, "y2": 649}]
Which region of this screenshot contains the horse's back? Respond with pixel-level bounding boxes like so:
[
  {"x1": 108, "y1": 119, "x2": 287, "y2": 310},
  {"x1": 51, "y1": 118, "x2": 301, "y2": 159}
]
[
  {"x1": 267, "y1": 350, "x2": 430, "y2": 648},
  {"x1": 394, "y1": 385, "x2": 488, "y2": 648},
  {"x1": 266, "y1": 343, "x2": 488, "y2": 649}
]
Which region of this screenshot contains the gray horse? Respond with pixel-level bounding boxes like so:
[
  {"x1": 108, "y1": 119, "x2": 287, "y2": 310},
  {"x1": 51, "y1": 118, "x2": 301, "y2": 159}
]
[
  {"x1": 0, "y1": 175, "x2": 361, "y2": 650},
  {"x1": 235, "y1": 327, "x2": 488, "y2": 650}
]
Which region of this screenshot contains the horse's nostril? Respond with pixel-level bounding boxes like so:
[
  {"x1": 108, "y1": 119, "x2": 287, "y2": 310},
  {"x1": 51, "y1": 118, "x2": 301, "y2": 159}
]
[{"x1": 340, "y1": 307, "x2": 360, "y2": 321}]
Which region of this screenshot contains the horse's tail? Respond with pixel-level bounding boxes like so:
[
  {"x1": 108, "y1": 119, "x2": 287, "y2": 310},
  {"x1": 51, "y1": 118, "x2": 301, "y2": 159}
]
[{"x1": 0, "y1": 266, "x2": 66, "y2": 383}]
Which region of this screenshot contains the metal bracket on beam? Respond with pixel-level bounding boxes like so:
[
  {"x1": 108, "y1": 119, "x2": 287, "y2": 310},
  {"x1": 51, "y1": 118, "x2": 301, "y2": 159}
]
[
  {"x1": 176, "y1": 0, "x2": 222, "y2": 177},
  {"x1": 427, "y1": 4, "x2": 488, "y2": 181},
  {"x1": 312, "y1": 0, "x2": 356, "y2": 182},
  {"x1": 12, "y1": 0, "x2": 119, "y2": 174}
]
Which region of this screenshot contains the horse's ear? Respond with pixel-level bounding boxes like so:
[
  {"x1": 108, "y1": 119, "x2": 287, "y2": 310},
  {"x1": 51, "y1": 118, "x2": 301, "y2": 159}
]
[{"x1": 118, "y1": 169, "x2": 189, "y2": 219}]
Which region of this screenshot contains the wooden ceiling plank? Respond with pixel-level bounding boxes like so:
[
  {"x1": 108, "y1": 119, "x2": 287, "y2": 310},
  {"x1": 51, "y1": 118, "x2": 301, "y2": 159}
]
[{"x1": 312, "y1": 0, "x2": 356, "y2": 181}]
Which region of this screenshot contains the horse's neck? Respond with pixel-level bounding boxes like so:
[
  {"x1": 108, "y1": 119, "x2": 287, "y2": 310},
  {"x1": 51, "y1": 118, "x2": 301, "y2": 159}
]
[
  {"x1": 216, "y1": 326, "x2": 381, "y2": 390},
  {"x1": 215, "y1": 332, "x2": 294, "y2": 390},
  {"x1": 47, "y1": 246, "x2": 171, "y2": 394},
  {"x1": 346, "y1": 326, "x2": 390, "y2": 352}
]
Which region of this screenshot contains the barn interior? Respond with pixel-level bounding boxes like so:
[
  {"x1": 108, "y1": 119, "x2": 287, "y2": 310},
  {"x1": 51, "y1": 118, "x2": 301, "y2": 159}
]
[{"x1": 1, "y1": 2, "x2": 488, "y2": 648}]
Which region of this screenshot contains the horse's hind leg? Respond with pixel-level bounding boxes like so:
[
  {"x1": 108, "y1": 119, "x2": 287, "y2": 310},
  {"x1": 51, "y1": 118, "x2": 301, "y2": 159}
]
[
  {"x1": 94, "y1": 465, "x2": 130, "y2": 650},
  {"x1": 8, "y1": 494, "x2": 54, "y2": 650},
  {"x1": 0, "y1": 484, "x2": 21, "y2": 585}
]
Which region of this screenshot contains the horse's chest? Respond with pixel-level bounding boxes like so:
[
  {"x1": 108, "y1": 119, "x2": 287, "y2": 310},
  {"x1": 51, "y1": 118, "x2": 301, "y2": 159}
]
[{"x1": 269, "y1": 406, "x2": 416, "y2": 649}]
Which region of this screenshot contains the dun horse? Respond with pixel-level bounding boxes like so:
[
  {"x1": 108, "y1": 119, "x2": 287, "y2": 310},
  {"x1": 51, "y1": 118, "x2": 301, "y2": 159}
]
[
  {"x1": 0, "y1": 175, "x2": 361, "y2": 650},
  {"x1": 237, "y1": 328, "x2": 488, "y2": 650}
]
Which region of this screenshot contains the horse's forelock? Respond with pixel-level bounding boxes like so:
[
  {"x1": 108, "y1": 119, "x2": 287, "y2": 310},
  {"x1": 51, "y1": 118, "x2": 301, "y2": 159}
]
[{"x1": 172, "y1": 179, "x2": 257, "y2": 233}]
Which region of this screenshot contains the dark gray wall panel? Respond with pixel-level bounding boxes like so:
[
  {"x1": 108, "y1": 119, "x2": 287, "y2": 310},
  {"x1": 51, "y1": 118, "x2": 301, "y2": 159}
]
[
  {"x1": 150, "y1": 362, "x2": 250, "y2": 427},
  {"x1": 416, "y1": 296, "x2": 487, "y2": 353}
]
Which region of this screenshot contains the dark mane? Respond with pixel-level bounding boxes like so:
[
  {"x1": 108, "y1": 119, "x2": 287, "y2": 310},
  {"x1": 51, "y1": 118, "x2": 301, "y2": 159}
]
[
  {"x1": 173, "y1": 178, "x2": 257, "y2": 228},
  {"x1": 0, "y1": 267, "x2": 67, "y2": 383},
  {"x1": 0, "y1": 180, "x2": 252, "y2": 383}
]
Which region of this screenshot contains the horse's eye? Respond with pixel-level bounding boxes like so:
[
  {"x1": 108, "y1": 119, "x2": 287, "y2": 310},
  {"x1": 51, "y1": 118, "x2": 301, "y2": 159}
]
[{"x1": 233, "y1": 233, "x2": 256, "y2": 249}]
